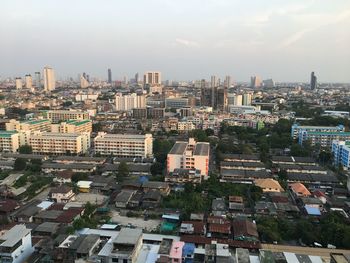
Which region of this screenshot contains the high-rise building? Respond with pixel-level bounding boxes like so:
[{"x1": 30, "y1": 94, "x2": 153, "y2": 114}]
[
  {"x1": 35, "y1": 72, "x2": 41, "y2": 88},
  {"x1": 243, "y1": 93, "x2": 252, "y2": 106},
  {"x1": 25, "y1": 74, "x2": 33, "y2": 90},
  {"x1": 263, "y1": 79, "x2": 275, "y2": 88},
  {"x1": 80, "y1": 75, "x2": 89, "y2": 88},
  {"x1": 224, "y1": 75, "x2": 231, "y2": 88},
  {"x1": 135, "y1": 72, "x2": 139, "y2": 83},
  {"x1": 310, "y1": 72, "x2": 317, "y2": 90},
  {"x1": 115, "y1": 93, "x2": 146, "y2": 111},
  {"x1": 144, "y1": 71, "x2": 161, "y2": 86},
  {"x1": 43, "y1": 66, "x2": 55, "y2": 92},
  {"x1": 108, "y1": 68, "x2": 112, "y2": 84},
  {"x1": 210, "y1": 76, "x2": 218, "y2": 108},
  {"x1": 15, "y1": 77, "x2": 22, "y2": 89},
  {"x1": 250, "y1": 76, "x2": 262, "y2": 88}
]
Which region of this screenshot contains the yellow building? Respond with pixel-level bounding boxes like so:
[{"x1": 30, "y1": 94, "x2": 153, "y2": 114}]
[
  {"x1": 45, "y1": 110, "x2": 90, "y2": 123},
  {"x1": 0, "y1": 131, "x2": 20, "y2": 153},
  {"x1": 51, "y1": 120, "x2": 92, "y2": 134},
  {"x1": 254, "y1": 179, "x2": 284, "y2": 193},
  {"x1": 6, "y1": 119, "x2": 51, "y2": 132}
]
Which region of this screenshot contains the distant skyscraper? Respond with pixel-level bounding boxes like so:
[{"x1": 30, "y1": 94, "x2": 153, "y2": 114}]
[
  {"x1": 310, "y1": 72, "x2": 317, "y2": 90},
  {"x1": 43, "y1": 66, "x2": 55, "y2": 92},
  {"x1": 263, "y1": 79, "x2": 275, "y2": 88},
  {"x1": 15, "y1": 77, "x2": 22, "y2": 89},
  {"x1": 250, "y1": 75, "x2": 262, "y2": 88},
  {"x1": 108, "y1": 68, "x2": 112, "y2": 84},
  {"x1": 210, "y1": 76, "x2": 218, "y2": 108},
  {"x1": 243, "y1": 93, "x2": 252, "y2": 106},
  {"x1": 144, "y1": 71, "x2": 161, "y2": 86},
  {"x1": 25, "y1": 74, "x2": 33, "y2": 90},
  {"x1": 80, "y1": 74, "x2": 89, "y2": 88},
  {"x1": 135, "y1": 73, "x2": 139, "y2": 83},
  {"x1": 35, "y1": 72, "x2": 41, "y2": 88},
  {"x1": 224, "y1": 75, "x2": 231, "y2": 88}
]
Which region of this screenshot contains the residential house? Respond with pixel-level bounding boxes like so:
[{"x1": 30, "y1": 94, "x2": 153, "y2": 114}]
[{"x1": 49, "y1": 185, "x2": 75, "y2": 203}]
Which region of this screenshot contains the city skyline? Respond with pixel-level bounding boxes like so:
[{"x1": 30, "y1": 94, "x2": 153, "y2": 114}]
[{"x1": 1, "y1": 0, "x2": 350, "y2": 82}]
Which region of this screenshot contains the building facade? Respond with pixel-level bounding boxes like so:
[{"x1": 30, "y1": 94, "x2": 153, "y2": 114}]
[
  {"x1": 94, "y1": 133, "x2": 153, "y2": 158},
  {"x1": 30, "y1": 132, "x2": 90, "y2": 155},
  {"x1": 291, "y1": 124, "x2": 344, "y2": 140},
  {"x1": 0, "y1": 131, "x2": 21, "y2": 153},
  {"x1": 167, "y1": 138, "x2": 210, "y2": 179},
  {"x1": 43, "y1": 66, "x2": 55, "y2": 92},
  {"x1": 45, "y1": 110, "x2": 90, "y2": 123},
  {"x1": 51, "y1": 120, "x2": 92, "y2": 134},
  {"x1": 115, "y1": 93, "x2": 146, "y2": 111}
]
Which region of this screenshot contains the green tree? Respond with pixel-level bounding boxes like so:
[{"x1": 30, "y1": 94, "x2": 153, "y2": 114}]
[
  {"x1": 117, "y1": 161, "x2": 129, "y2": 181},
  {"x1": 18, "y1": 145, "x2": 33, "y2": 154},
  {"x1": 14, "y1": 158, "x2": 27, "y2": 171}
]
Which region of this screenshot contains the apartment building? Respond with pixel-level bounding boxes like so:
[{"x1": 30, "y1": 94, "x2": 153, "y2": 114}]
[
  {"x1": 6, "y1": 119, "x2": 51, "y2": 132},
  {"x1": 0, "y1": 131, "x2": 21, "y2": 153},
  {"x1": 115, "y1": 93, "x2": 146, "y2": 111},
  {"x1": 45, "y1": 110, "x2": 90, "y2": 123},
  {"x1": 332, "y1": 140, "x2": 350, "y2": 169},
  {"x1": 167, "y1": 138, "x2": 210, "y2": 179},
  {"x1": 291, "y1": 124, "x2": 344, "y2": 140},
  {"x1": 298, "y1": 130, "x2": 350, "y2": 148},
  {"x1": 30, "y1": 132, "x2": 90, "y2": 155},
  {"x1": 0, "y1": 225, "x2": 34, "y2": 263},
  {"x1": 51, "y1": 120, "x2": 92, "y2": 133},
  {"x1": 94, "y1": 132, "x2": 153, "y2": 158},
  {"x1": 178, "y1": 121, "x2": 196, "y2": 132}
]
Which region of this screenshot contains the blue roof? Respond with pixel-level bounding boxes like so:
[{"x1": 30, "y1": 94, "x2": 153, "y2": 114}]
[
  {"x1": 138, "y1": 175, "x2": 149, "y2": 184},
  {"x1": 305, "y1": 206, "x2": 321, "y2": 216},
  {"x1": 183, "y1": 242, "x2": 195, "y2": 256},
  {"x1": 162, "y1": 214, "x2": 180, "y2": 221}
]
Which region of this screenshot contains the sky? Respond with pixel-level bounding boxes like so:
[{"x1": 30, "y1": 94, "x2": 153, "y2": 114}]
[{"x1": 1, "y1": 0, "x2": 350, "y2": 82}]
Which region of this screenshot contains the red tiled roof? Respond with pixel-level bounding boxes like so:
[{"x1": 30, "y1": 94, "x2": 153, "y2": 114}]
[
  {"x1": 180, "y1": 235, "x2": 261, "y2": 249},
  {"x1": 271, "y1": 195, "x2": 289, "y2": 203},
  {"x1": 0, "y1": 199, "x2": 19, "y2": 212},
  {"x1": 232, "y1": 220, "x2": 258, "y2": 238},
  {"x1": 55, "y1": 208, "x2": 84, "y2": 223},
  {"x1": 209, "y1": 223, "x2": 231, "y2": 234},
  {"x1": 56, "y1": 170, "x2": 74, "y2": 179},
  {"x1": 207, "y1": 216, "x2": 230, "y2": 225},
  {"x1": 229, "y1": 196, "x2": 243, "y2": 203},
  {"x1": 48, "y1": 203, "x2": 65, "y2": 211},
  {"x1": 313, "y1": 190, "x2": 327, "y2": 198}
]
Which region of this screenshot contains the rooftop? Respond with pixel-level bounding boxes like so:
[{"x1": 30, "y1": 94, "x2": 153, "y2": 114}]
[
  {"x1": 168, "y1": 142, "x2": 187, "y2": 155},
  {"x1": 113, "y1": 228, "x2": 142, "y2": 245},
  {"x1": 0, "y1": 224, "x2": 31, "y2": 247},
  {"x1": 193, "y1": 143, "x2": 210, "y2": 156}
]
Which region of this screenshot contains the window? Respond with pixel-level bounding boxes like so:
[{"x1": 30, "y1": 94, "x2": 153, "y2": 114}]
[{"x1": 112, "y1": 258, "x2": 118, "y2": 263}]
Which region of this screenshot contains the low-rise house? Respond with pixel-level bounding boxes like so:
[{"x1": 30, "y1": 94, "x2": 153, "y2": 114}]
[
  {"x1": 9, "y1": 200, "x2": 42, "y2": 223},
  {"x1": 169, "y1": 241, "x2": 185, "y2": 263},
  {"x1": 33, "y1": 210, "x2": 63, "y2": 224},
  {"x1": 254, "y1": 178, "x2": 284, "y2": 193},
  {"x1": 180, "y1": 221, "x2": 206, "y2": 236},
  {"x1": 228, "y1": 196, "x2": 244, "y2": 213},
  {"x1": 142, "y1": 190, "x2": 162, "y2": 209},
  {"x1": 108, "y1": 228, "x2": 143, "y2": 263},
  {"x1": 165, "y1": 168, "x2": 202, "y2": 185},
  {"x1": 142, "y1": 181, "x2": 170, "y2": 196},
  {"x1": 0, "y1": 224, "x2": 34, "y2": 263},
  {"x1": 53, "y1": 170, "x2": 74, "y2": 184},
  {"x1": 127, "y1": 192, "x2": 143, "y2": 209},
  {"x1": 49, "y1": 185, "x2": 75, "y2": 203},
  {"x1": 42, "y1": 162, "x2": 96, "y2": 174},
  {"x1": 289, "y1": 182, "x2": 311, "y2": 197},
  {"x1": 77, "y1": 181, "x2": 92, "y2": 193},
  {"x1": 0, "y1": 199, "x2": 19, "y2": 221},
  {"x1": 313, "y1": 190, "x2": 327, "y2": 204},
  {"x1": 34, "y1": 222, "x2": 60, "y2": 236},
  {"x1": 212, "y1": 198, "x2": 227, "y2": 216},
  {"x1": 232, "y1": 220, "x2": 259, "y2": 242},
  {"x1": 115, "y1": 190, "x2": 135, "y2": 208}
]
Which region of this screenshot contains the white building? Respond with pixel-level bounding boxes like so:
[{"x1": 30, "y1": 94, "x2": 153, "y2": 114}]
[
  {"x1": 94, "y1": 132, "x2": 153, "y2": 158},
  {"x1": 30, "y1": 132, "x2": 90, "y2": 155},
  {"x1": 250, "y1": 75, "x2": 262, "y2": 88},
  {"x1": 178, "y1": 121, "x2": 196, "y2": 132},
  {"x1": 43, "y1": 66, "x2": 55, "y2": 92},
  {"x1": 242, "y1": 93, "x2": 252, "y2": 106},
  {"x1": 167, "y1": 138, "x2": 210, "y2": 179},
  {"x1": 0, "y1": 225, "x2": 34, "y2": 263},
  {"x1": 115, "y1": 93, "x2": 146, "y2": 111}
]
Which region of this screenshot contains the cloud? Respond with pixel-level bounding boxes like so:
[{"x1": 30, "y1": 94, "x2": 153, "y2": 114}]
[{"x1": 175, "y1": 38, "x2": 200, "y2": 48}]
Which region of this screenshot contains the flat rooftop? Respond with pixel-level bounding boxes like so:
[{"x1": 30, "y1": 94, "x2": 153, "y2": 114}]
[
  {"x1": 0, "y1": 224, "x2": 31, "y2": 247},
  {"x1": 193, "y1": 143, "x2": 210, "y2": 156},
  {"x1": 168, "y1": 142, "x2": 187, "y2": 155},
  {"x1": 113, "y1": 228, "x2": 142, "y2": 245}
]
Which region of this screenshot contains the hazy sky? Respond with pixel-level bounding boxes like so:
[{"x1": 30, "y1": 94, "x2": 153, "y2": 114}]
[{"x1": 1, "y1": 0, "x2": 350, "y2": 82}]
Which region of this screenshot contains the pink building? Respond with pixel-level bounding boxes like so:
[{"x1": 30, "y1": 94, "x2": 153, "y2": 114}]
[{"x1": 169, "y1": 241, "x2": 185, "y2": 263}]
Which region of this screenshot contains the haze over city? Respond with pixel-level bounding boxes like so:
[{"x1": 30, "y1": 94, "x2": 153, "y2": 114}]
[{"x1": 1, "y1": 0, "x2": 350, "y2": 82}]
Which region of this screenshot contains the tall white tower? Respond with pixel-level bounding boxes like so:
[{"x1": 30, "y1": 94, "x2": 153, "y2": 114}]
[
  {"x1": 25, "y1": 75, "x2": 33, "y2": 90},
  {"x1": 15, "y1": 77, "x2": 23, "y2": 89},
  {"x1": 43, "y1": 66, "x2": 55, "y2": 92}
]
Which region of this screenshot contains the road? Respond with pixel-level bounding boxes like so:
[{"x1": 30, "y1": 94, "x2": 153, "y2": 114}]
[{"x1": 261, "y1": 244, "x2": 350, "y2": 259}]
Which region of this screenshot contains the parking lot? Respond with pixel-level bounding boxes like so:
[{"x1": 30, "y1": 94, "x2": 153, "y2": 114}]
[{"x1": 110, "y1": 211, "x2": 161, "y2": 231}]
